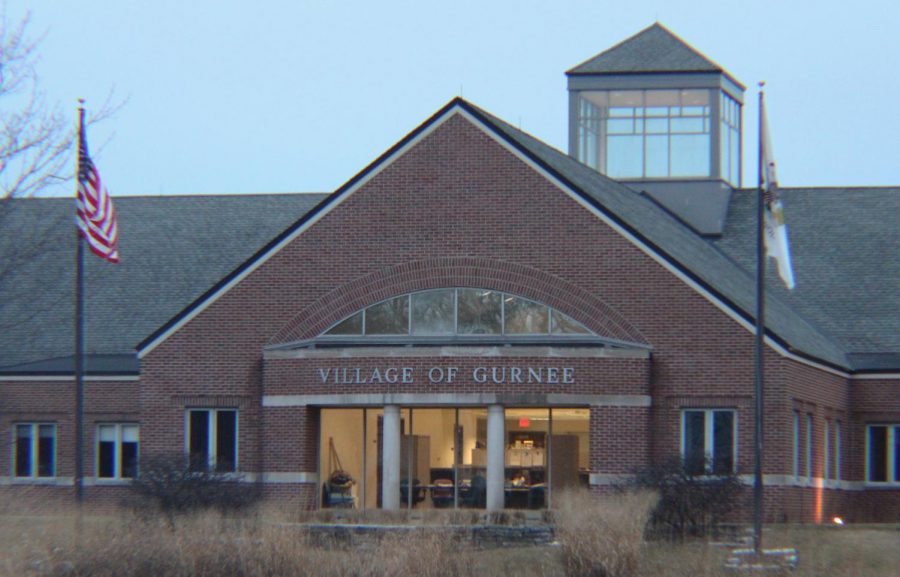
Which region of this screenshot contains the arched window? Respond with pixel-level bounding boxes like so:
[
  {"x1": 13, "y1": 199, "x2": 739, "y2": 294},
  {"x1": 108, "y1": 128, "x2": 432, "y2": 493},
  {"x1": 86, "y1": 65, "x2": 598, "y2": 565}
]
[{"x1": 323, "y1": 288, "x2": 592, "y2": 338}]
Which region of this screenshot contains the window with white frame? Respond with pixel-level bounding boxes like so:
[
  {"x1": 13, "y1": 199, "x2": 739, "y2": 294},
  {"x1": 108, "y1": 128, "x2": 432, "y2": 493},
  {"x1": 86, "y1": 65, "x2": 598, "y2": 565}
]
[
  {"x1": 576, "y1": 89, "x2": 713, "y2": 179},
  {"x1": 792, "y1": 411, "x2": 800, "y2": 478},
  {"x1": 682, "y1": 409, "x2": 735, "y2": 475},
  {"x1": 866, "y1": 424, "x2": 900, "y2": 483},
  {"x1": 14, "y1": 423, "x2": 56, "y2": 478},
  {"x1": 719, "y1": 92, "x2": 741, "y2": 187},
  {"x1": 823, "y1": 419, "x2": 831, "y2": 481},
  {"x1": 805, "y1": 413, "x2": 813, "y2": 479},
  {"x1": 833, "y1": 421, "x2": 841, "y2": 481},
  {"x1": 187, "y1": 409, "x2": 237, "y2": 472},
  {"x1": 97, "y1": 424, "x2": 139, "y2": 480}
]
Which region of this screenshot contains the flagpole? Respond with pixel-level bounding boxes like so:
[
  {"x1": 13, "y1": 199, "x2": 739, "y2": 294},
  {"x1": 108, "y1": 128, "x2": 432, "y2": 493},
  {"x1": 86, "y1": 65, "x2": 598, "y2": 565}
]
[
  {"x1": 75, "y1": 100, "x2": 86, "y2": 505},
  {"x1": 753, "y1": 83, "x2": 766, "y2": 555}
]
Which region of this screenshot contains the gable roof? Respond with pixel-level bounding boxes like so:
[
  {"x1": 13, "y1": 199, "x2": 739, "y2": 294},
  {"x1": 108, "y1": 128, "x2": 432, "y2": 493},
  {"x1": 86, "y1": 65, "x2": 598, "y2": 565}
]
[
  {"x1": 2, "y1": 100, "x2": 896, "y2": 375},
  {"x1": 0, "y1": 193, "x2": 326, "y2": 373},
  {"x1": 567, "y1": 23, "x2": 725, "y2": 76},
  {"x1": 135, "y1": 99, "x2": 882, "y2": 372}
]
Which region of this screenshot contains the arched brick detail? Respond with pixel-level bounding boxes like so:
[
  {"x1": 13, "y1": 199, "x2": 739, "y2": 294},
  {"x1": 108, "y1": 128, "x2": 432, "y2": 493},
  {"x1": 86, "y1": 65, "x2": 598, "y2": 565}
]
[{"x1": 268, "y1": 257, "x2": 648, "y2": 346}]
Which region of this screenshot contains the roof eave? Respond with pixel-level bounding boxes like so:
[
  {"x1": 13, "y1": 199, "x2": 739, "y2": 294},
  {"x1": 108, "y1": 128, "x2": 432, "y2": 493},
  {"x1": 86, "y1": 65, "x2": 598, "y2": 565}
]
[{"x1": 565, "y1": 68, "x2": 747, "y2": 93}]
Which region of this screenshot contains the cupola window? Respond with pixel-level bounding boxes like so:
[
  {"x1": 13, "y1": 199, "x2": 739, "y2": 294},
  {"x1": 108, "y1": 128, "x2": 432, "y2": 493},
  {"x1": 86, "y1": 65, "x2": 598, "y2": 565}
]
[
  {"x1": 566, "y1": 24, "x2": 745, "y2": 191},
  {"x1": 719, "y1": 92, "x2": 742, "y2": 187},
  {"x1": 577, "y1": 89, "x2": 711, "y2": 179}
]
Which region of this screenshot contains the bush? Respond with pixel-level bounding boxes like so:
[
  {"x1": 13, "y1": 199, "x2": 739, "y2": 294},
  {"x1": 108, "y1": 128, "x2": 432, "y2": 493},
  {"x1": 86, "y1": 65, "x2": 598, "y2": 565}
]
[
  {"x1": 552, "y1": 488, "x2": 657, "y2": 577},
  {"x1": 129, "y1": 453, "x2": 260, "y2": 521},
  {"x1": 626, "y1": 457, "x2": 743, "y2": 540}
]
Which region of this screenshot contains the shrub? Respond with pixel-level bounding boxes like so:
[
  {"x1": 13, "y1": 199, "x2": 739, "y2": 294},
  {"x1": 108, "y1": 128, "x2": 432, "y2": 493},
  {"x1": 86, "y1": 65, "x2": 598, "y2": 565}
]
[
  {"x1": 128, "y1": 452, "x2": 260, "y2": 521},
  {"x1": 552, "y1": 488, "x2": 657, "y2": 577},
  {"x1": 626, "y1": 457, "x2": 743, "y2": 540}
]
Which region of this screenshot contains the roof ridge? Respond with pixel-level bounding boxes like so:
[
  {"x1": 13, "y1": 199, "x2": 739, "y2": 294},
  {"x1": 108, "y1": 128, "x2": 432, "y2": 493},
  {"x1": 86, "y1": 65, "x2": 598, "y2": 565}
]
[
  {"x1": 4, "y1": 192, "x2": 330, "y2": 201},
  {"x1": 769, "y1": 186, "x2": 900, "y2": 192},
  {"x1": 109, "y1": 192, "x2": 328, "y2": 199},
  {"x1": 564, "y1": 23, "x2": 661, "y2": 74},
  {"x1": 567, "y1": 22, "x2": 724, "y2": 76},
  {"x1": 648, "y1": 22, "x2": 728, "y2": 74}
]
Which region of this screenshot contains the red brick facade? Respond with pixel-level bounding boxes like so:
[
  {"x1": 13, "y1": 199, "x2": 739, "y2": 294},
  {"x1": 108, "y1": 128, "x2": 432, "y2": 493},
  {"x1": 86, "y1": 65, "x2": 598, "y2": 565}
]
[{"x1": 2, "y1": 110, "x2": 898, "y2": 522}]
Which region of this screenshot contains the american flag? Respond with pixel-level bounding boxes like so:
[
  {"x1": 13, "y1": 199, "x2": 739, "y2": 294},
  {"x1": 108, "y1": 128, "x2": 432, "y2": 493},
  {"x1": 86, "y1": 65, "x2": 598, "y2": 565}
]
[{"x1": 76, "y1": 127, "x2": 119, "y2": 263}]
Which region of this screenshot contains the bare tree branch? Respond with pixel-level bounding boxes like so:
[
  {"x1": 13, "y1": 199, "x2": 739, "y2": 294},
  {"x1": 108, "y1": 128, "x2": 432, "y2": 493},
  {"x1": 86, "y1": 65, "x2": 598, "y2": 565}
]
[{"x1": 0, "y1": 5, "x2": 124, "y2": 340}]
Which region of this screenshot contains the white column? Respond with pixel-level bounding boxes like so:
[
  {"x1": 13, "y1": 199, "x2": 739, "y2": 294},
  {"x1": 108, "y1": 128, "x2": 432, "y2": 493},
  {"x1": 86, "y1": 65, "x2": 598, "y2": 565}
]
[
  {"x1": 381, "y1": 405, "x2": 401, "y2": 510},
  {"x1": 486, "y1": 404, "x2": 505, "y2": 511}
]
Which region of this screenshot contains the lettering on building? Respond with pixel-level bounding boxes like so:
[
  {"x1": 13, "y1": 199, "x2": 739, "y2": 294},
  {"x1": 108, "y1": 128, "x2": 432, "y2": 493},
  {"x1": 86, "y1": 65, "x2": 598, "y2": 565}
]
[{"x1": 315, "y1": 366, "x2": 575, "y2": 385}]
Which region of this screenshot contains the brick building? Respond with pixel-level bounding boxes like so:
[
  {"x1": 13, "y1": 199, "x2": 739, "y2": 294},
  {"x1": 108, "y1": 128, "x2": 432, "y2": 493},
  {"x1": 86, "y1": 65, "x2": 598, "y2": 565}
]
[{"x1": 2, "y1": 24, "x2": 898, "y2": 522}]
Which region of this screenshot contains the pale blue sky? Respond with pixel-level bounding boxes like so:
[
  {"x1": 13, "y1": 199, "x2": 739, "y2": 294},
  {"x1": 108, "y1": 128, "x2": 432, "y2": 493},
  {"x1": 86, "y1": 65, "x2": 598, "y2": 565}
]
[{"x1": 11, "y1": 0, "x2": 900, "y2": 196}]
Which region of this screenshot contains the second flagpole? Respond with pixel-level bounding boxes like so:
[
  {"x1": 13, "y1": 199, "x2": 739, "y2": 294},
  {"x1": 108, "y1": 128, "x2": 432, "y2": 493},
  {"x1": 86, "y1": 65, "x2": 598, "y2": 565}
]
[{"x1": 753, "y1": 83, "x2": 767, "y2": 555}]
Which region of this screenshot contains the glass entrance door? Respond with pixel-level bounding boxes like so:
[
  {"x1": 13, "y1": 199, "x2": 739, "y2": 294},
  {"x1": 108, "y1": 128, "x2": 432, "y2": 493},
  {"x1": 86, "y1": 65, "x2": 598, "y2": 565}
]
[{"x1": 319, "y1": 406, "x2": 588, "y2": 510}]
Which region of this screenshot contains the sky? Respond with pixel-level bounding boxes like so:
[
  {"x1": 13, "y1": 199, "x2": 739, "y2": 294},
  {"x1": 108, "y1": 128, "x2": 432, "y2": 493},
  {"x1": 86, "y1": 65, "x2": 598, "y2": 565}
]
[{"x1": 9, "y1": 0, "x2": 900, "y2": 197}]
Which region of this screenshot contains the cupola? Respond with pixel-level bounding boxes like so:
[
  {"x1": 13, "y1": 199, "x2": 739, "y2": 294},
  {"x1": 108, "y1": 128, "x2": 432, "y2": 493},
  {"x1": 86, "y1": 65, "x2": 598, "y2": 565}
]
[{"x1": 567, "y1": 24, "x2": 744, "y2": 235}]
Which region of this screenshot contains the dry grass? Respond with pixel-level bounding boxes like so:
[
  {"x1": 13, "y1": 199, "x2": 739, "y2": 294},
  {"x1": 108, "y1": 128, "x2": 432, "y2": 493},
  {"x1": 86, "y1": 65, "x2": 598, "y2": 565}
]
[
  {"x1": 1, "y1": 502, "x2": 898, "y2": 577},
  {"x1": 551, "y1": 489, "x2": 658, "y2": 577},
  {"x1": 631, "y1": 523, "x2": 900, "y2": 577},
  {"x1": 634, "y1": 541, "x2": 732, "y2": 577},
  {"x1": 768, "y1": 524, "x2": 900, "y2": 577},
  {"x1": 0, "y1": 511, "x2": 474, "y2": 577}
]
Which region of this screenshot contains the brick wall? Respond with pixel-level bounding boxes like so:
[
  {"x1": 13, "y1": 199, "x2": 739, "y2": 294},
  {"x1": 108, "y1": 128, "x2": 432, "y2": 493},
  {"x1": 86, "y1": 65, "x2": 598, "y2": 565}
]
[
  {"x1": 0, "y1": 378, "x2": 140, "y2": 510},
  {"x1": 5, "y1": 112, "x2": 898, "y2": 521},
  {"x1": 133, "y1": 113, "x2": 895, "y2": 521}
]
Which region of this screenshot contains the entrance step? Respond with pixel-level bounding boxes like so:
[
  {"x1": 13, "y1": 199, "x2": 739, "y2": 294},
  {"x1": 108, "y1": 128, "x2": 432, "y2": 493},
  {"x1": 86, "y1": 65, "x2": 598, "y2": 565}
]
[
  {"x1": 726, "y1": 548, "x2": 798, "y2": 573},
  {"x1": 301, "y1": 522, "x2": 555, "y2": 549}
]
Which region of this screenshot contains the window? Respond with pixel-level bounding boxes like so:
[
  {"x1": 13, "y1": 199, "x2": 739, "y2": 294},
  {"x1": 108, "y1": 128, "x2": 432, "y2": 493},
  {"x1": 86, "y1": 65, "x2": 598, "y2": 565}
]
[
  {"x1": 823, "y1": 419, "x2": 830, "y2": 481},
  {"x1": 719, "y1": 92, "x2": 741, "y2": 186},
  {"x1": 866, "y1": 424, "x2": 900, "y2": 483},
  {"x1": 682, "y1": 409, "x2": 735, "y2": 475},
  {"x1": 324, "y1": 289, "x2": 592, "y2": 338},
  {"x1": 805, "y1": 414, "x2": 813, "y2": 479},
  {"x1": 458, "y1": 289, "x2": 502, "y2": 334},
  {"x1": 576, "y1": 89, "x2": 712, "y2": 179},
  {"x1": 14, "y1": 423, "x2": 56, "y2": 478},
  {"x1": 792, "y1": 411, "x2": 800, "y2": 478},
  {"x1": 97, "y1": 424, "x2": 139, "y2": 480},
  {"x1": 833, "y1": 421, "x2": 841, "y2": 481},
  {"x1": 187, "y1": 409, "x2": 237, "y2": 472}
]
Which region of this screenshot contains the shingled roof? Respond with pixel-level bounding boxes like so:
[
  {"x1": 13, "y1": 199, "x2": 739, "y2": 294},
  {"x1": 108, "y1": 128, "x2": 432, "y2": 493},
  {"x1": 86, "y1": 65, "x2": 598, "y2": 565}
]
[
  {"x1": 567, "y1": 23, "x2": 727, "y2": 77},
  {"x1": 459, "y1": 101, "x2": 855, "y2": 370},
  {"x1": 1, "y1": 102, "x2": 897, "y2": 374},
  {"x1": 0, "y1": 194, "x2": 326, "y2": 373},
  {"x1": 714, "y1": 187, "x2": 900, "y2": 363},
  {"x1": 473, "y1": 102, "x2": 898, "y2": 371}
]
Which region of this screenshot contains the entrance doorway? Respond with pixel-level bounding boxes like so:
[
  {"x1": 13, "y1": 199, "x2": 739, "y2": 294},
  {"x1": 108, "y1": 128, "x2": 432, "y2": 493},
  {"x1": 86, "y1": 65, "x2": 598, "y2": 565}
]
[{"x1": 318, "y1": 406, "x2": 588, "y2": 510}]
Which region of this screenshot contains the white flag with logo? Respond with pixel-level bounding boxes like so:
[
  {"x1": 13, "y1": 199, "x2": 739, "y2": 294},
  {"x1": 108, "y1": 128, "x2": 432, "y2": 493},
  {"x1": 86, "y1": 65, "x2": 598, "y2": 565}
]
[{"x1": 761, "y1": 101, "x2": 795, "y2": 289}]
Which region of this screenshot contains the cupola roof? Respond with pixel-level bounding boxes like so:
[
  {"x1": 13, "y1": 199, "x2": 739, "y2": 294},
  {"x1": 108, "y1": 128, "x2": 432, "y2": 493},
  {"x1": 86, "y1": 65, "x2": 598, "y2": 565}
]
[{"x1": 567, "y1": 23, "x2": 736, "y2": 84}]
